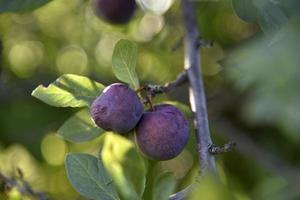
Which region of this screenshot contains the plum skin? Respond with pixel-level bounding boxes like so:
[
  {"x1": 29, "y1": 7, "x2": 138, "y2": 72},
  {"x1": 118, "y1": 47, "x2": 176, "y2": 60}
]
[
  {"x1": 93, "y1": 0, "x2": 136, "y2": 24},
  {"x1": 91, "y1": 83, "x2": 143, "y2": 133},
  {"x1": 135, "y1": 104, "x2": 189, "y2": 161}
]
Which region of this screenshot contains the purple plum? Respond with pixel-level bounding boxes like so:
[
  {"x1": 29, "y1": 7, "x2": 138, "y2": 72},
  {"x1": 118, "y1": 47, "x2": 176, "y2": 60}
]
[
  {"x1": 93, "y1": 0, "x2": 136, "y2": 24},
  {"x1": 91, "y1": 83, "x2": 143, "y2": 133},
  {"x1": 135, "y1": 104, "x2": 189, "y2": 160}
]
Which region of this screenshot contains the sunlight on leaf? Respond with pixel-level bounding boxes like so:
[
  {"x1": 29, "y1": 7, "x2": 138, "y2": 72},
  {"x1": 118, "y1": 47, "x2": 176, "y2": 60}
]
[
  {"x1": 188, "y1": 174, "x2": 235, "y2": 200},
  {"x1": 32, "y1": 74, "x2": 104, "y2": 107},
  {"x1": 112, "y1": 39, "x2": 140, "y2": 90},
  {"x1": 101, "y1": 133, "x2": 146, "y2": 200}
]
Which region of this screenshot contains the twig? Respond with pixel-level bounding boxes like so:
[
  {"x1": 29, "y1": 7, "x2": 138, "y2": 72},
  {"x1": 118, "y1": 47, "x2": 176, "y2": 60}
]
[
  {"x1": 137, "y1": 70, "x2": 188, "y2": 110},
  {"x1": 195, "y1": 38, "x2": 213, "y2": 49},
  {"x1": 171, "y1": 37, "x2": 212, "y2": 52},
  {"x1": 138, "y1": 70, "x2": 188, "y2": 97},
  {"x1": 208, "y1": 142, "x2": 236, "y2": 155},
  {"x1": 0, "y1": 171, "x2": 51, "y2": 200}
]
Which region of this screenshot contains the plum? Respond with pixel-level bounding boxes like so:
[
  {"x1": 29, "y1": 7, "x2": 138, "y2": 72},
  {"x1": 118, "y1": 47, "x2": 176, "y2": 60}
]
[
  {"x1": 135, "y1": 104, "x2": 189, "y2": 160},
  {"x1": 93, "y1": 0, "x2": 136, "y2": 24},
  {"x1": 91, "y1": 83, "x2": 143, "y2": 133}
]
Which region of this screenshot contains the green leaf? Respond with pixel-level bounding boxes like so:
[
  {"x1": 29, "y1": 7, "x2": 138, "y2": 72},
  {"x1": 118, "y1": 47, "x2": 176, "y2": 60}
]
[
  {"x1": 32, "y1": 74, "x2": 104, "y2": 107},
  {"x1": 231, "y1": 0, "x2": 258, "y2": 22},
  {"x1": 57, "y1": 108, "x2": 104, "y2": 143},
  {"x1": 0, "y1": 0, "x2": 51, "y2": 13},
  {"x1": 65, "y1": 153, "x2": 119, "y2": 200},
  {"x1": 112, "y1": 39, "x2": 140, "y2": 90},
  {"x1": 279, "y1": 0, "x2": 300, "y2": 16},
  {"x1": 258, "y1": 2, "x2": 289, "y2": 34},
  {"x1": 188, "y1": 174, "x2": 235, "y2": 200},
  {"x1": 152, "y1": 172, "x2": 176, "y2": 200},
  {"x1": 225, "y1": 19, "x2": 300, "y2": 142},
  {"x1": 101, "y1": 133, "x2": 146, "y2": 200}
]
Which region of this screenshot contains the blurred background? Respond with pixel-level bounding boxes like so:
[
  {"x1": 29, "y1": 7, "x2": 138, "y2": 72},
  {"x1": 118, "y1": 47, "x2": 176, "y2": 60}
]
[{"x1": 0, "y1": 0, "x2": 300, "y2": 199}]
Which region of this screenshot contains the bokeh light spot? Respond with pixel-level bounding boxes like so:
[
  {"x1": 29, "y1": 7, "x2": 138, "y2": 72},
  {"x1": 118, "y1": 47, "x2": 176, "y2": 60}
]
[
  {"x1": 8, "y1": 41, "x2": 44, "y2": 78},
  {"x1": 56, "y1": 45, "x2": 89, "y2": 75},
  {"x1": 41, "y1": 134, "x2": 67, "y2": 166},
  {"x1": 95, "y1": 35, "x2": 122, "y2": 66},
  {"x1": 134, "y1": 14, "x2": 164, "y2": 42}
]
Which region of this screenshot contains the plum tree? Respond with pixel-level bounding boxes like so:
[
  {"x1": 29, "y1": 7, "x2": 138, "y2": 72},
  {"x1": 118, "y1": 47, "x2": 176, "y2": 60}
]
[
  {"x1": 93, "y1": 0, "x2": 136, "y2": 24},
  {"x1": 91, "y1": 83, "x2": 143, "y2": 133},
  {"x1": 135, "y1": 104, "x2": 189, "y2": 160}
]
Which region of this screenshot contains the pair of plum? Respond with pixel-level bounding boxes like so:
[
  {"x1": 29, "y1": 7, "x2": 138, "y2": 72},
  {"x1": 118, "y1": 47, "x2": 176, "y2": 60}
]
[{"x1": 91, "y1": 83, "x2": 189, "y2": 161}]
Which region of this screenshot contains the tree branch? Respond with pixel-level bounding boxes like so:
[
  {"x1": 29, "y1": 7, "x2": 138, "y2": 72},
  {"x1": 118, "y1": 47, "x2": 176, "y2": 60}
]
[
  {"x1": 182, "y1": 0, "x2": 217, "y2": 174},
  {"x1": 141, "y1": 70, "x2": 188, "y2": 96},
  {"x1": 169, "y1": 1, "x2": 218, "y2": 199}
]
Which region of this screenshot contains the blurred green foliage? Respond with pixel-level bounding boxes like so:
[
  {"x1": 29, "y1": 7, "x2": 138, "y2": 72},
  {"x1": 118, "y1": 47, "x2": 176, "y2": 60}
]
[{"x1": 0, "y1": 0, "x2": 300, "y2": 199}]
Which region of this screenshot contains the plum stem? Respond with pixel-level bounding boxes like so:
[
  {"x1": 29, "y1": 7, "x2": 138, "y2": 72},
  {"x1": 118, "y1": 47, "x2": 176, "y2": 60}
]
[
  {"x1": 146, "y1": 94, "x2": 154, "y2": 111},
  {"x1": 169, "y1": 0, "x2": 218, "y2": 199},
  {"x1": 136, "y1": 71, "x2": 187, "y2": 110}
]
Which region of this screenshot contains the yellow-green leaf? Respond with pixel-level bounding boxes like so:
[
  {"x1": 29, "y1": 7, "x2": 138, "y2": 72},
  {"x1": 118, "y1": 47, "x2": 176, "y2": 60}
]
[
  {"x1": 112, "y1": 39, "x2": 140, "y2": 90},
  {"x1": 101, "y1": 133, "x2": 146, "y2": 200},
  {"x1": 32, "y1": 74, "x2": 104, "y2": 107}
]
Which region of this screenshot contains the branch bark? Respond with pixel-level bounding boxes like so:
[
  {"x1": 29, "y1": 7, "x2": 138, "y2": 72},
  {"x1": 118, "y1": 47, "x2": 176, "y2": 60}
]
[
  {"x1": 182, "y1": 0, "x2": 217, "y2": 174},
  {"x1": 169, "y1": 1, "x2": 218, "y2": 199},
  {"x1": 141, "y1": 70, "x2": 188, "y2": 96}
]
